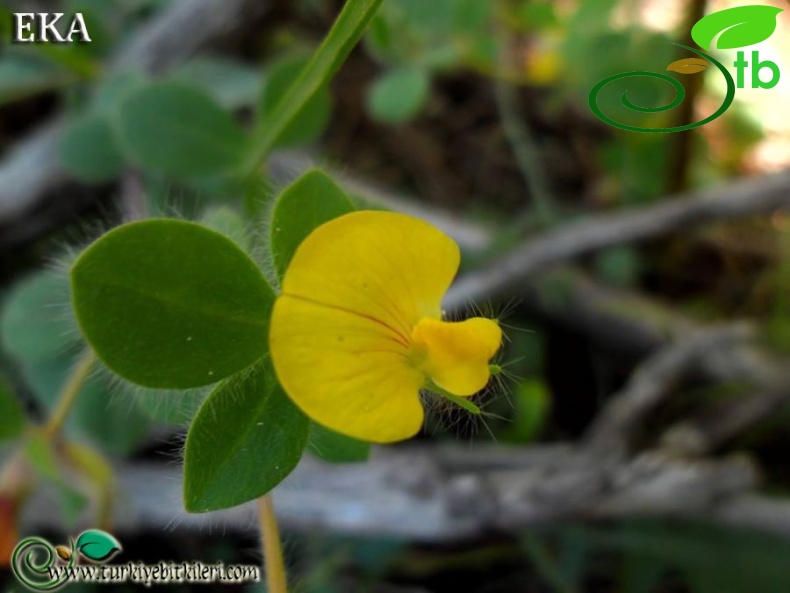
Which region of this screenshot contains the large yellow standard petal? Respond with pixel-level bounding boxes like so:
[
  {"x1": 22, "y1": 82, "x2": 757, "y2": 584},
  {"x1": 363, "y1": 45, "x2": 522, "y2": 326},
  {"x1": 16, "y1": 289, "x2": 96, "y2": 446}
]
[
  {"x1": 279, "y1": 211, "x2": 460, "y2": 333},
  {"x1": 411, "y1": 317, "x2": 502, "y2": 396},
  {"x1": 270, "y1": 294, "x2": 426, "y2": 442}
]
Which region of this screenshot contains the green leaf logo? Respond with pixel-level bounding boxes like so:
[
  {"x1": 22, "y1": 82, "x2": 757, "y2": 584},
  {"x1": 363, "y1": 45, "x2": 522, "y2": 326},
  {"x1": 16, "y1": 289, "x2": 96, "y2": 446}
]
[
  {"x1": 75, "y1": 530, "x2": 122, "y2": 562},
  {"x1": 691, "y1": 5, "x2": 783, "y2": 50}
]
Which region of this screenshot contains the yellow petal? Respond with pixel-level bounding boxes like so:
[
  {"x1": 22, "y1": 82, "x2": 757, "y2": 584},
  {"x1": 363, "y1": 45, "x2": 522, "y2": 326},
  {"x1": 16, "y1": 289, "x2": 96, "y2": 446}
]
[
  {"x1": 270, "y1": 294, "x2": 426, "y2": 443},
  {"x1": 280, "y1": 211, "x2": 460, "y2": 333},
  {"x1": 412, "y1": 317, "x2": 502, "y2": 396}
]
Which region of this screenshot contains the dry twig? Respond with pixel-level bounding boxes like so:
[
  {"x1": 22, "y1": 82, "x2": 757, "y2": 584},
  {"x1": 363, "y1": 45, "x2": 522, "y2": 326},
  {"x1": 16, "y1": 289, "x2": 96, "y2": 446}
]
[
  {"x1": 584, "y1": 325, "x2": 757, "y2": 456},
  {"x1": 661, "y1": 386, "x2": 790, "y2": 456},
  {"x1": 20, "y1": 446, "x2": 762, "y2": 542},
  {"x1": 446, "y1": 170, "x2": 790, "y2": 308}
]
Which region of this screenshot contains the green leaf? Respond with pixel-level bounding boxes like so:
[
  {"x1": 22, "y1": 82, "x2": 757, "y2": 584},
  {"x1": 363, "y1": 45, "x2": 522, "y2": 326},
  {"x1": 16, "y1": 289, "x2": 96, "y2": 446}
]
[
  {"x1": 365, "y1": 14, "x2": 395, "y2": 60},
  {"x1": 71, "y1": 373, "x2": 151, "y2": 455},
  {"x1": 1, "y1": 271, "x2": 77, "y2": 362},
  {"x1": 691, "y1": 6, "x2": 782, "y2": 50},
  {"x1": 453, "y1": 0, "x2": 492, "y2": 33},
  {"x1": 185, "y1": 171, "x2": 248, "y2": 204},
  {"x1": 2, "y1": 271, "x2": 150, "y2": 453},
  {"x1": 246, "y1": 0, "x2": 385, "y2": 168},
  {"x1": 260, "y1": 56, "x2": 331, "y2": 148},
  {"x1": 60, "y1": 2, "x2": 113, "y2": 57},
  {"x1": 184, "y1": 359, "x2": 309, "y2": 512},
  {"x1": 117, "y1": 82, "x2": 247, "y2": 177},
  {"x1": 395, "y1": 0, "x2": 457, "y2": 32},
  {"x1": 71, "y1": 219, "x2": 274, "y2": 389},
  {"x1": 171, "y1": 57, "x2": 263, "y2": 110},
  {"x1": 270, "y1": 170, "x2": 355, "y2": 279},
  {"x1": 75, "y1": 530, "x2": 122, "y2": 562},
  {"x1": 59, "y1": 114, "x2": 124, "y2": 183},
  {"x1": 367, "y1": 67, "x2": 430, "y2": 124},
  {"x1": 0, "y1": 52, "x2": 73, "y2": 105},
  {"x1": 92, "y1": 71, "x2": 147, "y2": 113},
  {"x1": 514, "y1": 2, "x2": 559, "y2": 32},
  {"x1": 308, "y1": 423, "x2": 370, "y2": 463},
  {"x1": 415, "y1": 46, "x2": 461, "y2": 70},
  {"x1": 0, "y1": 378, "x2": 25, "y2": 441}
]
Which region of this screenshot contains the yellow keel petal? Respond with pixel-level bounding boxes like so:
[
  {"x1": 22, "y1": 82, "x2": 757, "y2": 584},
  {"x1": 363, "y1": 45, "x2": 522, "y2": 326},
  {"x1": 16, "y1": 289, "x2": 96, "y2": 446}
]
[{"x1": 412, "y1": 317, "x2": 502, "y2": 396}]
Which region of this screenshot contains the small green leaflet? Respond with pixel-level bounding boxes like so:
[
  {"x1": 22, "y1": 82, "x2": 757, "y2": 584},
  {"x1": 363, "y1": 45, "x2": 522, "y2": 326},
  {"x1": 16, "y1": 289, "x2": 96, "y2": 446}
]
[
  {"x1": 270, "y1": 170, "x2": 356, "y2": 280},
  {"x1": 71, "y1": 219, "x2": 274, "y2": 389}
]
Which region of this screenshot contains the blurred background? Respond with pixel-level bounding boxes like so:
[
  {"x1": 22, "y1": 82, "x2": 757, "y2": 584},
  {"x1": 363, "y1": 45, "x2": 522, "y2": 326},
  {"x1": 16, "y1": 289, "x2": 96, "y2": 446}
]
[{"x1": 3, "y1": 0, "x2": 790, "y2": 591}]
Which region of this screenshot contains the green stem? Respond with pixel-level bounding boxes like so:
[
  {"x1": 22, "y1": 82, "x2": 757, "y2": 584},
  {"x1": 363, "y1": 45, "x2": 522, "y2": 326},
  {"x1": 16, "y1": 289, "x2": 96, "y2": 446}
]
[
  {"x1": 258, "y1": 495, "x2": 288, "y2": 593},
  {"x1": 244, "y1": 0, "x2": 384, "y2": 172},
  {"x1": 427, "y1": 381, "x2": 481, "y2": 415},
  {"x1": 494, "y1": 15, "x2": 556, "y2": 227},
  {"x1": 494, "y1": 78, "x2": 555, "y2": 226},
  {"x1": 44, "y1": 349, "x2": 96, "y2": 439}
]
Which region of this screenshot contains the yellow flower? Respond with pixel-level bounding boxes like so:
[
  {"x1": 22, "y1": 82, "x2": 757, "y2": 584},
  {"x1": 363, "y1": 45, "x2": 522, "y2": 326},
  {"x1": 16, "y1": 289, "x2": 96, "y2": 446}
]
[{"x1": 269, "y1": 211, "x2": 502, "y2": 443}]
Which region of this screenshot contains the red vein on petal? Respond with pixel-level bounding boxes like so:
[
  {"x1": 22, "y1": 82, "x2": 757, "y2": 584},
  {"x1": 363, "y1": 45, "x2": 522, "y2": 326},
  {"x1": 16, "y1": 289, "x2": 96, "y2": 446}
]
[{"x1": 281, "y1": 293, "x2": 411, "y2": 347}]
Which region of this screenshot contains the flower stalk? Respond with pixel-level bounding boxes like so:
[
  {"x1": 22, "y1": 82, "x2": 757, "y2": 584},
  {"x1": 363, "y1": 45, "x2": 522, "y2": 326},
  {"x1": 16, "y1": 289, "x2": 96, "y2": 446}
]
[
  {"x1": 258, "y1": 494, "x2": 288, "y2": 593},
  {"x1": 44, "y1": 348, "x2": 97, "y2": 438}
]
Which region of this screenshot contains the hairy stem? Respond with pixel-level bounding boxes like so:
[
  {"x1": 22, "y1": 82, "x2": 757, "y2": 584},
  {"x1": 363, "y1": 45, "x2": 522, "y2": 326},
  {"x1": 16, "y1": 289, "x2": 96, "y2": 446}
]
[
  {"x1": 258, "y1": 494, "x2": 288, "y2": 593},
  {"x1": 44, "y1": 349, "x2": 97, "y2": 438}
]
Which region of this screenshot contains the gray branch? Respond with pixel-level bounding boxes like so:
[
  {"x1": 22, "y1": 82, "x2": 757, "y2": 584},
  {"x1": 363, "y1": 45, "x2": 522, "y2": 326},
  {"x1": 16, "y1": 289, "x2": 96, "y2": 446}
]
[
  {"x1": 584, "y1": 325, "x2": 757, "y2": 456},
  {"x1": 0, "y1": 119, "x2": 71, "y2": 241},
  {"x1": 661, "y1": 386, "x2": 790, "y2": 456},
  {"x1": 20, "y1": 445, "x2": 771, "y2": 542},
  {"x1": 110, "y1": 0, "x2": 270, "y2": 74},
  {"x1": 446, "y1": 170, "x2": 790, "y2": 309}
]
